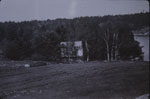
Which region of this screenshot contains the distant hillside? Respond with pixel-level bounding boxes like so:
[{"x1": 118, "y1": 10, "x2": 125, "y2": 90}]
[{"x1": 0, "y1": 12, "x2": 149, "y2": 41}]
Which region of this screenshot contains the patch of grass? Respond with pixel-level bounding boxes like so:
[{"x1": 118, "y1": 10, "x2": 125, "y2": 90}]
[{"x1": 0, "y1": 61, "x2": 149, "y2": 99}]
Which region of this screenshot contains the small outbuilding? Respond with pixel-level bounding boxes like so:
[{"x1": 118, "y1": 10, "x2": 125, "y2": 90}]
[{"x1": 60, "y1": 41, "x2": 89, "y2": 62}]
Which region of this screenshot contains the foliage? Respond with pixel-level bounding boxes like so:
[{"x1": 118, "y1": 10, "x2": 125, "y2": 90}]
[
  {"x1": 0, "y1": 12, "x2": 148, "y2": 61},
  {"x1": 119, "y1": 41, "x2": 142, "y2": 60},
  {"x1": 32, "y1": 32, "x2": 61, "y2": 61}
]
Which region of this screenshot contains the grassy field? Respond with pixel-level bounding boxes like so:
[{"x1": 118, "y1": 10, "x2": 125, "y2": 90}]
[{"x1": 0, "y1": 61, "x2": 149, "y2": 99}]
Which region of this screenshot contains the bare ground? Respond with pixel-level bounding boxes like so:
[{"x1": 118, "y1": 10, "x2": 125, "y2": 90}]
[{"x1": 0, "y1": 61, "x2": 149, "y2": 99}]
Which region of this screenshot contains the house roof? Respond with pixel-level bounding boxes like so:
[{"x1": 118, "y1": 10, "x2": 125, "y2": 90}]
[
  {"x1": 133, "y1": 27, "x2": 149, "y2": 36},
  {"x1": 60, "y1": 41, "x2": 82, "y2": 47}
]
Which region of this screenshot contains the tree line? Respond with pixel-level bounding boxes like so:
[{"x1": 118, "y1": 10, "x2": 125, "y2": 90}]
[{"x1": 0, "y1": 12, "x2": 149, "y2": 61}]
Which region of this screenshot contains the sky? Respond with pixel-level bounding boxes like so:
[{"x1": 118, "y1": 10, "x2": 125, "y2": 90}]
[{"x1": 0, "y1": 0, "x2": 149, "y2": 22}]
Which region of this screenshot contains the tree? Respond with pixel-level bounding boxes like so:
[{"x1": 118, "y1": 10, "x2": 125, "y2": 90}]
[
  {"x1": 119, "y1": 41, "x2": 142, "y2": 60},
  {"x1": 99, "y1": 21, "x2": 119, "y2": 61},
  {"x1": 33, "y1": 32, "x2": 61, "y2": 61},
  {"x1": 111, "y1": 32, "x2": 119, "y2": 60},
  {"x1": 55, "y1": 25, "x2": 68, "y2": 41},
  {"x1": 3, "y1": 27, "x2": 33, "y2": 60}
]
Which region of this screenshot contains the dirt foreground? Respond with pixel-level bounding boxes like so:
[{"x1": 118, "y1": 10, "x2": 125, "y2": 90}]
[{"x1": 0, "y1": 61, "x2": 149, "y2": 99}]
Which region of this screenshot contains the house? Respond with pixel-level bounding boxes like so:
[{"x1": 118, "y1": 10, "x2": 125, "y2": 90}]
[
  {"x1": 133, "y1": 27, "x2": 149, "y2": 61},
  {"x1": 60, "y1": 41, "x2": 88, "y2": 62}
]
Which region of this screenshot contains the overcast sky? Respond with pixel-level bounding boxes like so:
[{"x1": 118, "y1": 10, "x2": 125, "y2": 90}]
[{"x1": 0, "y1": 0, "x2": 149, "y2": 22}]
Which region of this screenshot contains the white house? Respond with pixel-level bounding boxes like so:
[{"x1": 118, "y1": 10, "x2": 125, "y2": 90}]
[{"x1": 133, "y1": 27, "x2": 149, "y2": 61}]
